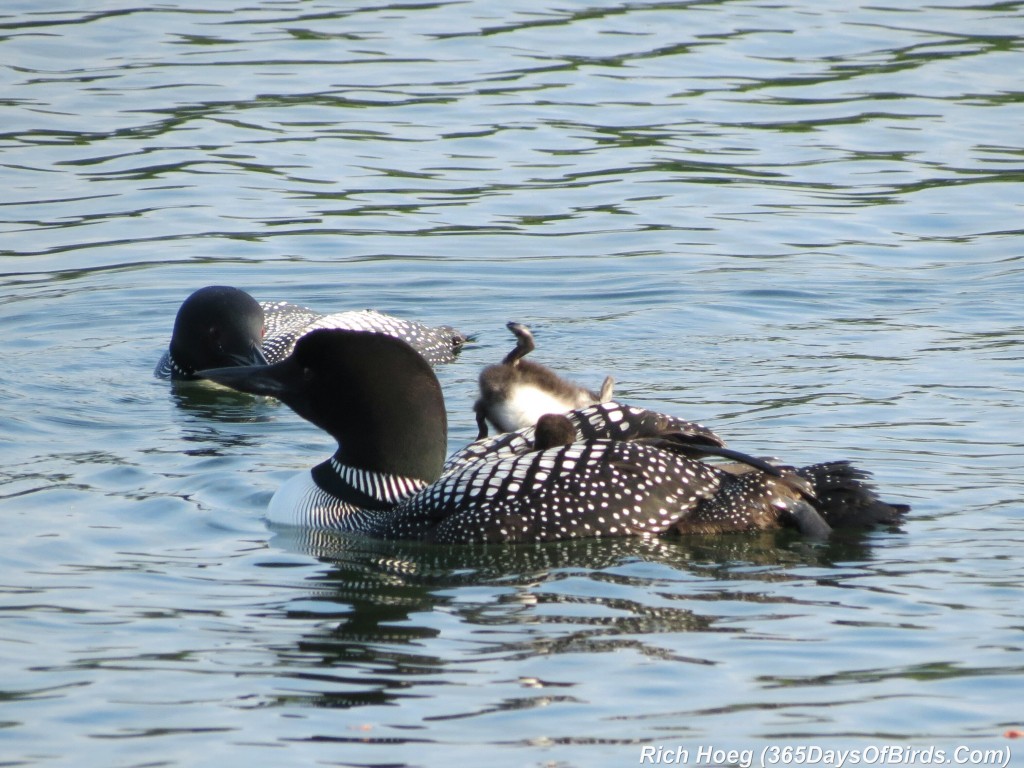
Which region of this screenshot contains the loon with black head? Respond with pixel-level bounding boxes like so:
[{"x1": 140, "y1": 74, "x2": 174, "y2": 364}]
[
  {"x1": 474, "y1": 322, "x2": 614, "y2": 439},
  {"x1": 199, "y1": 328, "x2": 907, "y2": 543},
  {"x1": 155, "y1": 285, "x2": 468, "y2": 380}
]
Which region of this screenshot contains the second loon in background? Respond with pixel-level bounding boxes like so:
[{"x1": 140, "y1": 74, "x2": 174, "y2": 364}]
[{"x1": 156, "y1": 285, "x2": 469, "y2": 380}]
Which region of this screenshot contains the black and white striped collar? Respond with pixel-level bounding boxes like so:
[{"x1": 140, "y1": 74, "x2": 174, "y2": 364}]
[
  {"x1": 156, "y1": 350, "x2": 193, "y2": 380},
  {"x1": 311, "y1": 457, "x2": 427, "y2": 510},
  {"x1": 167, "y1": 352, "x2": 192, "y2": 378}
]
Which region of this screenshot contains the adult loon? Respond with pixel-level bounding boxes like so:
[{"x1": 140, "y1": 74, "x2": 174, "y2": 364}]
[
  {"x1": 155, "y1": 285, "x2": 468, "y2": 380},
  {"x1": 475, "y1": 322, "x2": 615, "y2": 438},
  {"x1": 199, "y1": 328, "x2": 908, "y2": 543}
]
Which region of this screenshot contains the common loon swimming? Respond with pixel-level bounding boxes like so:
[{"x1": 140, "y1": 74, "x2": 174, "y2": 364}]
[
  {"x1": 199, "y1": 328, "x2": 908, "y2": 543},
  {"x1": 475, "y1": 322, "x2": 614, "y2": 438},
  {"x1": 155, "y1": 285, "x2": 468, "y2": 380}
]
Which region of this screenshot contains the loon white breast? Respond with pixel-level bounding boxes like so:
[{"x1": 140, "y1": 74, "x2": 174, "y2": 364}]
[
  {"x1": 474, "y1": 321, "x2": 614, "y2": 438},
  {"x1": 198, "y1": 328, "x2": 908, "y2": 544},
  {"x1": 155, "y1": 285, "x2": 468, "y2": 380}
]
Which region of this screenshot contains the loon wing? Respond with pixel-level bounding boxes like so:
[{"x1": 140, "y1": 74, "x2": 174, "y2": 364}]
[
  {"x1": 443, "y1": 402, "x2": 725, "y2": 476},
  {"x1": 265, "y1": 306, "x2": 466, "y2": 365},
  {"x1": 383, "y1": 439, "x2": 726, "y2": 543}
]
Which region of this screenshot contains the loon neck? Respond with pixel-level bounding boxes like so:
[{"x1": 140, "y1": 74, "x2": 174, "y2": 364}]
[
  {"x1": 165, "y1": 351, "x2": 195, "y2": 378},
  {"x1": 325, "y1": 372, "x2": 447, "y2": 483},
  {"x1": 312, "y1": 456, "x2": 427, "y2": 509}
]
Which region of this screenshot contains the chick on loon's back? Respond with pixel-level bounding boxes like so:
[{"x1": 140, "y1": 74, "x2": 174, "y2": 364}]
[
  {"x1": 474, "y1": 321, "x2": 614, "y2": 438},
  {"x1": 198, "y1": 328, "x2": 908, "y2": 544}
]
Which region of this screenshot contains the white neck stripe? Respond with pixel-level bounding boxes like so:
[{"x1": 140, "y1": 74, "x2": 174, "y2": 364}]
[{"x1": 330, "y1": 458, "x2": 426, "y2": 504}]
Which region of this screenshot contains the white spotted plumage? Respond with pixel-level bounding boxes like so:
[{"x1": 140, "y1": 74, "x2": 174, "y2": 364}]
[{"x1": 259, "y1": 302, "x2": 464, "y2": 366}]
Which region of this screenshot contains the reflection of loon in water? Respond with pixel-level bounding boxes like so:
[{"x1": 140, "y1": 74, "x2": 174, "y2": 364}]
[
  {"x1": 268, "y1": 525, "x2": 894, "y2": 709},
  {"x1": 273, "y1": 523, "x2": 885, "y2": 582}
]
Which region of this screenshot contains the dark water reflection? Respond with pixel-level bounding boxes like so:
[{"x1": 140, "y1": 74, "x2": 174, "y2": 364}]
[{"x1": 266, "y1": 530, "x2": 895, "y2": 709}]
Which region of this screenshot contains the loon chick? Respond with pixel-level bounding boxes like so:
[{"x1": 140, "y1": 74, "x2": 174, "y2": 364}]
[
  {"x1": 474, "y1": 321, "x2": 615, "y2": 439},
  {"x1": 198, "y1": 328, "x2": 907, "y2": 543},
  {"x1": 155, "y1": 285, "x2": 468, "y2": 380}
]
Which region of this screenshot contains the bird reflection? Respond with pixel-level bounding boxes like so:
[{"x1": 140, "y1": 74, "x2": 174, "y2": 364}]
[
  {"x1": 168, "y1": 378, "x2": 280, "y2": 424},
  {"x1": 166, "y1": 379, "x2": 285, "y2": 455},
  {"x1": 264, "y1": 528, "x2": 889, "y2": 710}
]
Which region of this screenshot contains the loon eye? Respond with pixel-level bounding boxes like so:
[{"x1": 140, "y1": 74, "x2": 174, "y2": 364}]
[{"x1": 206, "y1": 325, "x2": 223, "y2": 351}]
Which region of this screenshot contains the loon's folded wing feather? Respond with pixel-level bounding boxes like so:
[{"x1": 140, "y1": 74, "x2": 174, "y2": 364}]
[
  {"x1": 443, "y1": 402, "x2": 725, "y2": 476},
  {"x1": 380, "y1": 440, "x2": 725, "y2": 544},
  {"x1": 263, "y1": 305, "x2": 466, "y2": 365},
  {"x1": 259, "y1": 302, "x2": 323, "y2": 363}
]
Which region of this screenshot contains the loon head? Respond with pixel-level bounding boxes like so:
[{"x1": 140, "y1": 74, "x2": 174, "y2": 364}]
[
  {"x1": 168, "y1": 286, "x2": 268, "y2": 376},
  {"x1": 199, "y1": 328, "x2": 448, "y2": 484},
  {"x1": 533, "y1": 413, "x2": 577, "y2": 451}
]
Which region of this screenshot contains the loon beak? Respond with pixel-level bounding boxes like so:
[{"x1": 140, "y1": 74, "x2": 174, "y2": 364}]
[
  {"x1": 227, "y1": 343, "x2": 268, "y2": 367},
  {"x1": 196, "y1": 361, "x2": 292, "y2": 399}
]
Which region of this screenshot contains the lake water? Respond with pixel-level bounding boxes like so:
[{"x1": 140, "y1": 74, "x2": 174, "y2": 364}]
[{"x1": 2, "y1": 1, "x2": 1023, "y2": 766}]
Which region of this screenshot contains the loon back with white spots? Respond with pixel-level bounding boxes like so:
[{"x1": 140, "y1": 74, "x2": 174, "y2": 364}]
[
  {"x1": 259, "y1": 304, "x2": 467, "y2": 368},
  {"x1": 199, "y1": 328, "x2": 908, "y2": 544},
  {"x1": 156, "y1": 285, "x2": 468, "y2": 380},
  {"x1": 474, "y1": 321, "x2": 614, "y2": 438}
]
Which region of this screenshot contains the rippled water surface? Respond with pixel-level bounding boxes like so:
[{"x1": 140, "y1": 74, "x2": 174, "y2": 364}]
[{"x1": 2, "y1": 1, "x2": 1023, "y2": 766}]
